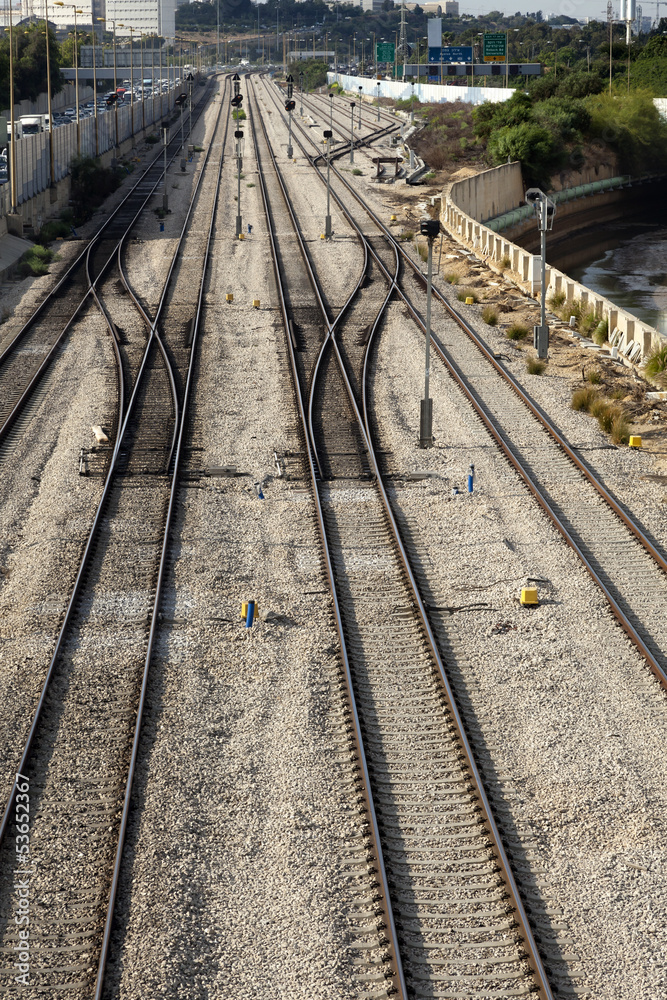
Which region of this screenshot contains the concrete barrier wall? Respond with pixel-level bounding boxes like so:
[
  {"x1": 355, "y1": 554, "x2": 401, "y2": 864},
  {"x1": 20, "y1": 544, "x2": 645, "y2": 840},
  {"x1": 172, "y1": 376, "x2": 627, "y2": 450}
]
[
  {"x1": 443, "y1": 161, "x2": 665, "y2": 360},
  {"x1": 447, "y1": 161, "x2": 524, "y2": 224},
  {"x1": 1, "y1": 87, "x2": 179, "y2": 225},
  {"x1": 2, "y1": 84, "x2": 97, "y2": 120},
  {"x1": 328, "y1": 73, "x2": 515, "y2": 107}
]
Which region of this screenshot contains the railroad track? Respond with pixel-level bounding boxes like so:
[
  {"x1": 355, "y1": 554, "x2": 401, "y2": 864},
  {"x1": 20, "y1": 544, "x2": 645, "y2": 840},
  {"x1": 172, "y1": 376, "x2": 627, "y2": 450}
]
[
  {"x1": 0, "y1": 76, "x2": 231, "y2": 1000},
  {"x1": 249, "y1": 73, "x2": 555, "y2": 1000},
  {"x1": 0, "y1": 76, "x2": 216, "y2": 453},
  {"x1": 258, "y1": 71, "x2": 667, "y2": 690}
]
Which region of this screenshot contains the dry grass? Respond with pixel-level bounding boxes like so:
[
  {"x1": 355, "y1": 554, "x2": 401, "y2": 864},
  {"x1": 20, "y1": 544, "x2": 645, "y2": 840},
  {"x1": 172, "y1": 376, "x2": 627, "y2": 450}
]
[
  {"x1": 458, "y1": 290, "x2": 478, "y2": 303},
  {"x1": 482, "y1": 306, "x2": 498, "y2": 326},
  {"x1": 572, "y1": 386, "x2": 598, "y2": 412},
  {"x1": 526, "y1": 357, "x2": 546, "y2": 375},
  {"x1": 506, "y1": 322, "x2": 529, "y2": 341}
]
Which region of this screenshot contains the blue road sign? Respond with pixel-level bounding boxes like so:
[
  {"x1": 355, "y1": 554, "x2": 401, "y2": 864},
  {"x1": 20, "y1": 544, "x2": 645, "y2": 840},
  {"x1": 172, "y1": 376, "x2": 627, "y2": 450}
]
[
  {"x1": 428, "y1": 46, "x2": 442, "y2": 62},
  {"x1": 442, "y1": 45, "x2": 473, "y2": 64}
]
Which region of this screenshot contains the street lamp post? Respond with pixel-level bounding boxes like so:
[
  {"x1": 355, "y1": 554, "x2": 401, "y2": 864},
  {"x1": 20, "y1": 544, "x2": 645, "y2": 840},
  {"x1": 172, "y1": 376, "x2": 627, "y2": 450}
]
[
  {"x1": 90, "y1": 13, "x2": 99, "y2": 155},
  {"x1": 55, "y1": 3, "x2": 83, "y2": 154},
  {"x1": 98, "y1": 18, "x2": 120, "y2": 151},
  {"x1": 125, "y1": 25, "x2": 136, "y2": 136},
  {"x1": 525, "y1": 187, "x2": 556, "y2": 360},
  {"x1": 43, "y1": 1, "x2": 55, "y2": 183},
  {"x1": 349, "y1": 101, "x2": 355, "y2": 163},
  {"x1": 7, "y1": 0, "x2": 17, "y2": 214},
  {"x1": 419, "y1": 218, "x2": 440, "y2": 448},
  {"x1": 324, "y1": 128, "x2": 332, "y2": 240}
]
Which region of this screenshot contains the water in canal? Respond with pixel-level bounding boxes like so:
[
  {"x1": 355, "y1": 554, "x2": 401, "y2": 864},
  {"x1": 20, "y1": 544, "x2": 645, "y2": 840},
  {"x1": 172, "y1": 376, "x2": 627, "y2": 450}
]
[{"x1": 569, "y1": 219, "x2": 667, "y2": 337}]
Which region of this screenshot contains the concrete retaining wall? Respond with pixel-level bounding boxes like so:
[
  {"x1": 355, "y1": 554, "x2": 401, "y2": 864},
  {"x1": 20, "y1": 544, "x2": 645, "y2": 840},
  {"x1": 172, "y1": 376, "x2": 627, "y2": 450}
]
[
  {"x1": 328, "y1": 73, "x2": 515, "y2": 107},
  {"x1": 442, "y1": 161, "x2": 665, "y2": 360}
]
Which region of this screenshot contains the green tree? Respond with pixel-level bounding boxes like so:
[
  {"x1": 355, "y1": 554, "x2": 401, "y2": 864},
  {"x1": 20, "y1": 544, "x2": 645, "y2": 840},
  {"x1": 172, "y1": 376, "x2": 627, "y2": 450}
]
[
  {"x1": 0, "y1": 21, "x2": 64, "y2": 107},
  {"x1": 487, "y1": 122, "x2": 563, "y2": 185}
]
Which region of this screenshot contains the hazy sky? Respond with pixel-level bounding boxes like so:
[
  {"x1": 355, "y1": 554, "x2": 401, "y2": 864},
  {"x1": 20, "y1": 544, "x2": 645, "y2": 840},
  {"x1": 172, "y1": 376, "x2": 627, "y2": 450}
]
[{"x1": 447, "y1": 1, "x2": 624, "y2": 23}]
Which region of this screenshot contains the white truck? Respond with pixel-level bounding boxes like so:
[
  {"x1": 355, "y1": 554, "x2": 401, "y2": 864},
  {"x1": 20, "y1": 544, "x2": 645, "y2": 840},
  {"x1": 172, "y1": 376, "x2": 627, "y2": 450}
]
[{"x1": 19, "y1": 114, "x2": 52, "y2": 135}]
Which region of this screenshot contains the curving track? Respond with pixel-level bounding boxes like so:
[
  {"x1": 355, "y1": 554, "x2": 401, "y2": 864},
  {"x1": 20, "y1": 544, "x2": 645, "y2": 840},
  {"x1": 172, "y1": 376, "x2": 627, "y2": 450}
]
[
  {"x1": 249, "y1": 73, "x2": 554, "y2": 1000},
  {"x1": 0, "y1": 77, "x2": 215, "y2": 454},
  {"x1": 0, "y1": 76, "x2": 231, "y2": 1000},
  {"x1": 259, "y1": 72, "x2": 667, "y2": 690}
]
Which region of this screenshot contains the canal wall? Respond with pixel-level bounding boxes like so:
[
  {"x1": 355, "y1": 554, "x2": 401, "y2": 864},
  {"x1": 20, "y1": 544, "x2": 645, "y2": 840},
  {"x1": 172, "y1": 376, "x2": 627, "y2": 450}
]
[{"x1": 441, "y1": 161, "x2": 666, "y2": 360}]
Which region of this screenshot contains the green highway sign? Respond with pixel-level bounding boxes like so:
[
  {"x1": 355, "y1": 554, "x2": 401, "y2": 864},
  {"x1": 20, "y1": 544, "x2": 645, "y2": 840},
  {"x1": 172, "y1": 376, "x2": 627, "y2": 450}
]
[
  {"x1": 376, "y1": 42, "x2": 395, "y2": 62},
  {"x1": 483, "y1": 32, "x2": 506, "y2": 62}
]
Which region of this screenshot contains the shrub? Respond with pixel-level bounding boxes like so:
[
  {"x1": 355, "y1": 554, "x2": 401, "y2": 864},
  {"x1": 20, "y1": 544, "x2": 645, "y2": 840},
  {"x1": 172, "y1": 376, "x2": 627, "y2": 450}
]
[
  {"x1": 70, "y1": 156, "x2": 122, "y2": 224},
  {"x1": 401, "y1": 230, "x2": 414, "y2": 241},
  {"x1": 506, "y1": 322, "x2": 529, "y2": 341},
  {"x1": 417, "y1": 243, "x2": 428, "y2": 261},
  {"x1": 482, "y1": 306, "x2": 498, "y2": 326},
  {"x1": 232, "y1": 108, "x2": 247, "y2": 120},
  {"x1": 644, "y1": 343, "x2": 667, "y2": 381},
  {"x1": 445, "y1": 272, "x2": 459, "y2": 284},
  {"x1": 246, "y1": 182, "x2": 255, "y2": 187},
  {"x1": 352, "y1": 168, "x2": 362, "y2": 175},
  {"x1": 548, "y1": 290, "x2": 566, "y2": 311},
  {"x1": 18, "y1": 244, "x2": 54, "y2": 277},
  {"x1": 37, "y1": 218, "x2": 71, "y2": 244},
  {"x1": 572, "y1": 386, "x2": 598, "y2": 412},
  {"x1": 458, "y1": 290, "x2": 478, "y2": 303},
  {"x1": 500, "y1": 255, "x2": 511, "y2": 270},
  {"x1": 611, "y1": 410, "x2": 631, "y2": 445},
  {"x1": 487, "y1": 122, "x2": 563, "y2": 187},
  {"x1": 592, "y1": 320, "x2": 608, "y2": 346},
  {"x1": 587, "y1": 369, "x2": 602, "y2": 385},
  {"x1": 526, "y1": 357, "x2": 546, "y2": 375},
  {"x1": 145, "y1": 133, "x2": 159, "y2": 144}
]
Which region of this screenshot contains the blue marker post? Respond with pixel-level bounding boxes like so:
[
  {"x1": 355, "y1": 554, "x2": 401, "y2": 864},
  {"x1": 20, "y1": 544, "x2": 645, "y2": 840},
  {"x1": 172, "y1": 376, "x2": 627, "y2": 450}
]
[
  {"x1": 247, "y1": 223, "x2": 253, "y2": 235},
  {"x1": 245, "y1": 600, "x2": 255, "y2": 628},
  {"x1": 468, "y1": 463, "x2": 475, "y2": 494}
]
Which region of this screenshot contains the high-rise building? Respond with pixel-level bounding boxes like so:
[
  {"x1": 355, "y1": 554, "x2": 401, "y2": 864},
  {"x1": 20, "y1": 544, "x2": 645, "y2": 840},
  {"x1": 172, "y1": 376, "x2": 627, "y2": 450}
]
[
  {"x1": 444, "y1": 1, "x2": 459, "y2": 15},
  {"x1": 104, "y1": 0, "x2": 176, "y2": 37}
]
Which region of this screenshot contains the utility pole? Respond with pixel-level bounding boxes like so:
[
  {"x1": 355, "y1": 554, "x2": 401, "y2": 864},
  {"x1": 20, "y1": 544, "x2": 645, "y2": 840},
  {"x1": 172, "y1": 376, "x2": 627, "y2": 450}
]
[
  {"x1": 349, "y1": 101, "x2": 355, "y2": 163},
  {"x1": 399, "y1": 0, "x2": 407, "y2": 80},
  {"x1": 419, "y1": 219, "x2": 440, "y2": 448}
]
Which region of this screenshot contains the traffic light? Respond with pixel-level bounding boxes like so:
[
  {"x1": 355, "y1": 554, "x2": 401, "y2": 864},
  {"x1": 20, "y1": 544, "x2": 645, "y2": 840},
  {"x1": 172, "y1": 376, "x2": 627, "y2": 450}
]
[
  {"x1": 231, "y1": 94, "x2": 243, "y2": 107},
  {"x1": 285, "y1": 99, "x2": 296, "y2": 111}
]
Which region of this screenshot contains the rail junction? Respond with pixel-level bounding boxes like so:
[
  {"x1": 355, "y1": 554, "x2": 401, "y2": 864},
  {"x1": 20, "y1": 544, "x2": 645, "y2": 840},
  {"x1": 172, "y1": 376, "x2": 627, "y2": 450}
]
[{"x1": 0, "y1": 72, "x2": 665, "y2": 999}]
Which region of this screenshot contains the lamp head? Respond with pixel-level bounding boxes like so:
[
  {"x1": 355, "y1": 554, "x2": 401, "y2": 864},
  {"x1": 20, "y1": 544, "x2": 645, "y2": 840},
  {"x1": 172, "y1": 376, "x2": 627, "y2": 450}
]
[{"x1": 524, "y1": 187, "x2": 544, "y2": 204}]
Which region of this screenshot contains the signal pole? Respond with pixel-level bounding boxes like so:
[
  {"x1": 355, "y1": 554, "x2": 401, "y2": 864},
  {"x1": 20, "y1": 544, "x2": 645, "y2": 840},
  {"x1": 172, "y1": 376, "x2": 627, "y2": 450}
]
[
  {"x1": 324, "y1": 128, "x2": 333, "y2": 240},
  {"x1": 231, "y1": 74, "x2": 244, "y2": 237},
  {"x1": 286, "y1": 74, "x2": 294, "y2": 158}
]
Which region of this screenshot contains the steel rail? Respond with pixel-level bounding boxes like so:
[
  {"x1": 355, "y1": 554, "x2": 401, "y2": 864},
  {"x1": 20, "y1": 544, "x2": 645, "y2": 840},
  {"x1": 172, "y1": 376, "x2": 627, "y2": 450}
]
[
  {"x1": 93, "y1": 76, "x2": 232, "y2": 1000},
  {"x1": 0, "y1": 79, "x2": 216, "y2": 450},
  {"x1": 256, "y1": 72, "x2": 555, "y2": 1000},
  {"x1": 259, "y1": 71, "x2": 667, "y2": 687},
  {"x1": 247, "y1": 76, "x2": 409, "y2": 1000},
  {"x1": 0, "y1": 78, "x2": 227, "y2": 853}
]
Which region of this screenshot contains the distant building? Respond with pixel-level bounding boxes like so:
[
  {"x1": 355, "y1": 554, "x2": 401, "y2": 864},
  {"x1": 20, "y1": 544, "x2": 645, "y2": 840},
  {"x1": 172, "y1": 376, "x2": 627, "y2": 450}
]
[
  {"x1": 104, "y1": 0, "x2": 176, "y2": 36},
  {"x1": 444, "y1": 1, "x2": 459, "y2": 14},
  {"x1": 359, "y1": 0, "x2": 384, "y2": 10}
]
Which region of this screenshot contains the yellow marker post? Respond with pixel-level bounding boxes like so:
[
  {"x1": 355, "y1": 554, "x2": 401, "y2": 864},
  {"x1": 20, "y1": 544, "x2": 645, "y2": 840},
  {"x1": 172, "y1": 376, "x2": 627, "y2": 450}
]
[
  {"x1": 253, "y1": 299, "x2": 260, "y2": 309},
  {"x1": 226, "y1": 293, "x2": 234, "y2": 303},
  {"x1": 520, "y1": 587, "x2": 539, "y2": 606},
  {"x1": 629, "y1": 436, "x2": 642, "y2": 449},
  {"x1": 465, "y1": 296, "x2": 474, "y2": 305}
]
